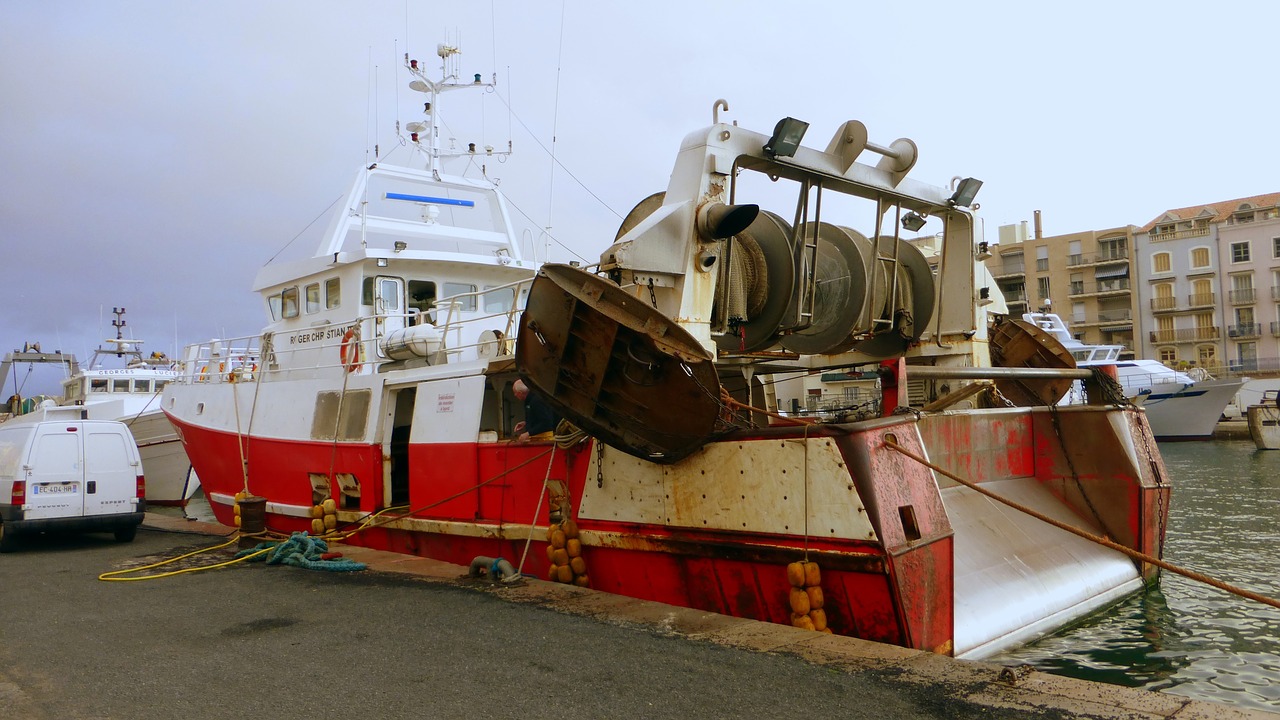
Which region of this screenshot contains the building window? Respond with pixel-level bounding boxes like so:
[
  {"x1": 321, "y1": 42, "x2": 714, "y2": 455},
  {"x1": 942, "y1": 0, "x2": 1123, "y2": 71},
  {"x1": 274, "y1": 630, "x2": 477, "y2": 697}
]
[
  {"x1": 1273, "y1": 237, "x2": 1280, "y2": 259},
  {"x1": 1198, "y1": 344, "x2": 1218, "y2": 367},
  {"x1": 1231, "y1": 241, "x2": 1251, "y2": 263},
  {"x1": 1158, "y1": 347, "x2": 1176, "y2": 364},
  {"x1": 1035, "y1": 246, "x2": 1049, "y2": 272},
  {"x1": 1153, "y1": 252, "x2": 1171, "y2": 273},
  {"x1": 1190, "y1": 247, "x2": 1210, "y2": 269},
  {"x1": 1037, "y1": 276, "x2": 1051, "y2": 301}
]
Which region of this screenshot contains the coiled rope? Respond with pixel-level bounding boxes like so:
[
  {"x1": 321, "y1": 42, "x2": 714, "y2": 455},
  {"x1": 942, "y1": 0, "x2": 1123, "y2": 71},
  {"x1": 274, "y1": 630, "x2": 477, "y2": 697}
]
[{"x1": 882, "y1": 436, "x2": 1280, "y2": 611}]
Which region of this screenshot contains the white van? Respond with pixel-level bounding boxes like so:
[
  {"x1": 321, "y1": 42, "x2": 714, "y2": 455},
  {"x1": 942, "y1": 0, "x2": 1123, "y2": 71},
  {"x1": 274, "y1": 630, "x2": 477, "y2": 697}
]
[{"x1": 0, "y1": 404, "x2": 145, "y2": 552}]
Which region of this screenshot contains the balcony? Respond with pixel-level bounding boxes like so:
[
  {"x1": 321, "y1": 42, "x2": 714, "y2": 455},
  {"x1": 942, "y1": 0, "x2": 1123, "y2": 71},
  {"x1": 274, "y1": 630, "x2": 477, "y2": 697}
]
[
  {"x1": 1187, "y1": 292, "x2": 1216, "y2": 308},
  {"x1": 1229, "y1": 288, "x2": 1256, "y2": 305},
  {"x1": 1098, "y1": 309, "x2": 1132, "y2": 323},
  {"x1": 1148, "y1": 327, "x2": 1221, "y2": 343},
  {"x1": 1068, "y1": 278, "x2": 1131, "y2": 297},
  {"x1": 1149, "y1": 227, "x2": 1211, "y2": 242},
  {"x1": 1151, "y1": 296, "x2": 1178, "y2": 312},
  {"x1": 1067, "y1": 249, "x2": 1130, "y2": 267},
  {"x1": 991, "y1": 262, "x2": 1025, "y2": 279},
  {"x1": 1002, "y1": 288, "x2": 1027, "y2": 303},
  {"x1": 1229, "y1": 323, "x2": 1262, "y2": 339}
]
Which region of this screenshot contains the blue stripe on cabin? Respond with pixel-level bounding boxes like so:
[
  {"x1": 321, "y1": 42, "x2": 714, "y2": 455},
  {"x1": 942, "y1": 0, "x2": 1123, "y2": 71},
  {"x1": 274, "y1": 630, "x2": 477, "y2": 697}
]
[{"x1": 385, "y1": 192, "x2": 475, "y2": 207}]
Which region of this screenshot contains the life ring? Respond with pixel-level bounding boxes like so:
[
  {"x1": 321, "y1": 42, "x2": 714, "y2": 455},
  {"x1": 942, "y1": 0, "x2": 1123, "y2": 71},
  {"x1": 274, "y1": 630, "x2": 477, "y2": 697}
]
[{"x1": 339, "y1": 327, "x2": 361, "y2": 373}]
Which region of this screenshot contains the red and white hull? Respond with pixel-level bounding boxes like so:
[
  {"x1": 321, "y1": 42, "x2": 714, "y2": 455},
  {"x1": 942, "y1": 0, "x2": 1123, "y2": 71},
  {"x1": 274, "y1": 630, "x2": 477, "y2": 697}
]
[{"x1": 166, "y1": 371, "x2": 1167, "y2": 659}]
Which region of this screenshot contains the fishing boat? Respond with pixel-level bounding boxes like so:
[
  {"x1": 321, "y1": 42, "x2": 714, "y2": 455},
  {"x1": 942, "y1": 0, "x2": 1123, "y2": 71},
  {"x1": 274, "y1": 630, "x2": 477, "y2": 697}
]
[
  {"x1": 59, "y1": 309, "x2": 199, "y2": 506},
  {"x1": 162, "y1": 47, "x2": 1170, "y2": 659},
  {"x1": 1019, "y1": 311, "x2": 1243, "y2": 440},
  {"x1": 1247, "y1": 390, "x2": 1280, "y2": 450}
]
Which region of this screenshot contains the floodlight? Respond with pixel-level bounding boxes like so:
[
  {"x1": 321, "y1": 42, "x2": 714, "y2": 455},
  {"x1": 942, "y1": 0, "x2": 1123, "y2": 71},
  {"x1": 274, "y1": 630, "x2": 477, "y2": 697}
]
[
  {"x1": 763, "y1": 117, "x2": 809, "y2": 158},
  {"x1": 901, "y1": 212, "x2": 927, "y2": 232},
  {"x1": 949, "y1": 177, "x2": 983, "y2": 207}
]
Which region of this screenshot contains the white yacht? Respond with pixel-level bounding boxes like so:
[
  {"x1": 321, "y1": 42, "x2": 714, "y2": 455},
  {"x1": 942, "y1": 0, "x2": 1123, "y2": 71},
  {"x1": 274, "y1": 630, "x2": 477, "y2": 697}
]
[{"x1": 1022, "y1": 311, "x2": 1243, "y2": 440}]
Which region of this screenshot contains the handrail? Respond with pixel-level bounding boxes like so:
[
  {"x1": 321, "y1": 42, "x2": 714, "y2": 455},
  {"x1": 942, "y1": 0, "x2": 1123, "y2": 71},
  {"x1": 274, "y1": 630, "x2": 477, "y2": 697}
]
[{"x1": 175, "y1": 276, "x2": 535, "y2": 384}]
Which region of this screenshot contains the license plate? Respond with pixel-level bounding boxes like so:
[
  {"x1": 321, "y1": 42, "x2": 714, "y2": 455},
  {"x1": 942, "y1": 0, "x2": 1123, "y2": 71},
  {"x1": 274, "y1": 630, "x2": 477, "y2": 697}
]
[{"x1": 33, "y1": 482, "x2": 78, "y2": 495}]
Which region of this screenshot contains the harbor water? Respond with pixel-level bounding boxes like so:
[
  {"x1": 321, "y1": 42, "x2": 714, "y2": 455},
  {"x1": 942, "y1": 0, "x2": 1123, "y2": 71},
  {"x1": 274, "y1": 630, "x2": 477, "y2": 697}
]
[
  {"x1": 159, "y1": 440, "x2": 1280, "y2": 711},
  {"x1": 992, "y1": 439, "x2": 1280, "y2": 711}
]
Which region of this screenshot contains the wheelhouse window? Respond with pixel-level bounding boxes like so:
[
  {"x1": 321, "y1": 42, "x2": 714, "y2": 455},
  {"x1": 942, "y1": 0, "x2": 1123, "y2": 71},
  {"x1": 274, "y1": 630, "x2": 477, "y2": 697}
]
[
  {"x1": 268, "y1": 294, "x2": 282, "y2": 321},
  {"x1": 406, "y1": 280, "x2": 437, "y2": 323},
  {"x1": 113, "y1": 379, "x2": 130, "y2": 392},
  {"x1": 325, "y1": 278, "x2": 341, "y2": 310},
  {"x1": 281, "y1": 286, "x2": 300, "y2": 319},
  {"x1": 305, "y1": 283, "x2": 321, "y2": 314},
  {"x1": 132, "y1": 379, "x2": 152, "y2": 393},
  {"x1": 90, "y1": 378, "x2": 108, "y2": 393},
  {"x1": 443, "y1": 282, "x2": 478, "y2": 312},
  {"x1": 484, "y1": 285, "x2": 516, "y2": 313},
  {"x1": 154, "y1": 379, "x2": 168, "y2": 393}
]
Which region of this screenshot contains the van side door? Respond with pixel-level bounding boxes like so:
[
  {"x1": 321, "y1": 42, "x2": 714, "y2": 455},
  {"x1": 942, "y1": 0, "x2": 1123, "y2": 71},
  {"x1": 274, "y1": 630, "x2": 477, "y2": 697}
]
[
  {"x1": 83, "y1": 426, "x2": 138, "y2": 517},
  {"x1": 25, "y1": 423, "x2": 84, "y2": 520}
]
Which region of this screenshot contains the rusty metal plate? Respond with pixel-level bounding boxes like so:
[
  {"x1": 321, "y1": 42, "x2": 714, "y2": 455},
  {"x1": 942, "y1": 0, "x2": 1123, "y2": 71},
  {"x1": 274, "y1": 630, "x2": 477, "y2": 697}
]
[{"x1": 515, "y1": 264, "x2": 721, "y2": 463}]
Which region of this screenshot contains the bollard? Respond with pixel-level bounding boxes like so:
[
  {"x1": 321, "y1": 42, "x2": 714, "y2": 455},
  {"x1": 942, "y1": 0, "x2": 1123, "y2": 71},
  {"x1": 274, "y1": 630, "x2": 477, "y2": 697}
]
[{"x1": 237, "y1": 495, "x2": 268, "y2": 549}]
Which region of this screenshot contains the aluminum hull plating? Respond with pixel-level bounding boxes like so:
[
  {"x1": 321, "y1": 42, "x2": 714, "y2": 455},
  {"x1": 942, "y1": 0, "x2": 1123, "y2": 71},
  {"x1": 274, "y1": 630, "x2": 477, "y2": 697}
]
[{"x1": 166, "y1": 391, "x2": 1166, "y2": 659}]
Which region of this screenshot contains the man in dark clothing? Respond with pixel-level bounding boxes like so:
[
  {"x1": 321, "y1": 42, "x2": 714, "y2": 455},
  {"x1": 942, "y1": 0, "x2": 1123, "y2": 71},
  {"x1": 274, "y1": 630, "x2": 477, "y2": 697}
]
[{"x1": 513, "y1": 379, "x2": 559, "y2": 442}]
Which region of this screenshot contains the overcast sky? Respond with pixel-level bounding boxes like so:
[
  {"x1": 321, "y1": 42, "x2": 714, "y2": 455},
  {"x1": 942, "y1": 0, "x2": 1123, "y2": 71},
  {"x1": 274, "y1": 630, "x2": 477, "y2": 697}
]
[{"x1": 4, "y1": 1, "x2": 1278, "y2": 396}]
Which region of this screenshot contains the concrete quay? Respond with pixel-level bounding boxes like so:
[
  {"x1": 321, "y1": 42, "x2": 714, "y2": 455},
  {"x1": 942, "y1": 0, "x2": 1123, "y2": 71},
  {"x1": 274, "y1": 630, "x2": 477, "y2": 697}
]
[{"x1": 0, "y1": 513, "x2": 1272, "y2": 720}]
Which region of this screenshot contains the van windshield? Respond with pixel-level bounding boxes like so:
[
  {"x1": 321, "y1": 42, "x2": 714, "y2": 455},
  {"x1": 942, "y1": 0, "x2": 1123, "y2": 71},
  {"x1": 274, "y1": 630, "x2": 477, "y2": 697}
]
[{"x1": 0, "y1": 427, "x2": 32, "y2": 478}]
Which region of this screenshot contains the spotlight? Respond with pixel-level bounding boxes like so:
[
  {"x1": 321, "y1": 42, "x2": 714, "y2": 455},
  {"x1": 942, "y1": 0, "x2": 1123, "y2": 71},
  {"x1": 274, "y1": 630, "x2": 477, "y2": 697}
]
[
  {"x1": 901, "y1": 211, "x2": 927, "y2": 232},
  {"x1": 949, "y1": 177, "x2": 983, "y2": 207},
  {"x1": 763, "y1": 117, "x2": 809, "y2": 158}
]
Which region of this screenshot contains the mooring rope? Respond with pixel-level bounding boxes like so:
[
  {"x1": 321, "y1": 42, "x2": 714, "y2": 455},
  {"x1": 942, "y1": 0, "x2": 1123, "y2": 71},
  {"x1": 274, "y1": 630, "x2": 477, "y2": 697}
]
[{"x1": 882, "y1": 436, "x2": 1280, "y2": 611}]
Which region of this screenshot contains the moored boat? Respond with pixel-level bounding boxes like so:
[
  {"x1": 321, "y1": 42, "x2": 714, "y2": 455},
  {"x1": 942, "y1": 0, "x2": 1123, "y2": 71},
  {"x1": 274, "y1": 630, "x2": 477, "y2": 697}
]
[
  {"x1": 163, "y1": 46, "x2": 1170, "y2": 659},
  {"x1": 1247, "y1": 390, "x2": 1280, "y2": 450},
  {"x1": 1020, "y1": 311, "x2": 1243, "y2": 440},
  {"x1": 58, "y1": 309, "x2": 199, "y2": 506}
]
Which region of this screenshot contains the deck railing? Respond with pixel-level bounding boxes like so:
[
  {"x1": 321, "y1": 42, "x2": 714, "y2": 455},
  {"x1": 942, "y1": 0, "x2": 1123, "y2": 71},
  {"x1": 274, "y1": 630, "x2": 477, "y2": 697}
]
[{"x1": 175, "y1": 278, "x2": 534, "y2": 383}]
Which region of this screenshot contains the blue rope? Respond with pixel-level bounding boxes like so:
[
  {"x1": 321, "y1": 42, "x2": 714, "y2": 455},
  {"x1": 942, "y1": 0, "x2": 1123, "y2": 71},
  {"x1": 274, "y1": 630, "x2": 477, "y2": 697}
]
[{"x1": 235, "y1": 532, "x2": 367, "y2": 572}]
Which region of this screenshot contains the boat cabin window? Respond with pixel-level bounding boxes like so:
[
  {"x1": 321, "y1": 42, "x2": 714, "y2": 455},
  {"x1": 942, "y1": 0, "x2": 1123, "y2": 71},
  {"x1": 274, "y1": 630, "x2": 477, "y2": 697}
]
[
  {"x1": 484, "y1": 285, "x2": 516, "y2": 313},
  {"x1": 154, "y1": 379, "x2": 168, "y2": 392},
  {"x1": 443, "y1": 282, "x2": 477, "y2": 312},
  {"x1": 133, "y1": 379, "x2": 152, "y2": 393},
  {"x1": 64, "y1": 379, "x2": 83, "y2": 399},
  {"x1": 268, "y1": 294, "x2": 283, "y2": 321},
  {"x1": 325, "y1": 278, "x2": 341, "y2": 310},
  {"x1": 305, "y1": 283, "x2": 321, "y2": 314},
  {"x1": 90, "y1": 378, "x2": 108, "y2": 393},
  {"x1": 281, "y1": 286, "x2": 300, "y2": 319},
  {"x1": 113, "y1": 379, "x2": 130, "y2": 393},
  {"x1": 408, "y1": 280, "x2": 437, "y2": 323}
]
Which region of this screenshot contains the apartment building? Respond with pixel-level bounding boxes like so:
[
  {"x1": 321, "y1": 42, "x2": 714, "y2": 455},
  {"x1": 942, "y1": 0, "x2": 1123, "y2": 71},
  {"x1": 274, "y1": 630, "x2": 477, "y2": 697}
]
[
  {"x1": 987, "y1": 213, "x2": 1138, "y2": 359},
  {"x1": 1136, "y1": 192, "x2": 1280, "y2": 372}
]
